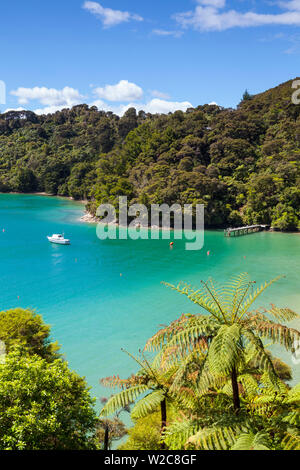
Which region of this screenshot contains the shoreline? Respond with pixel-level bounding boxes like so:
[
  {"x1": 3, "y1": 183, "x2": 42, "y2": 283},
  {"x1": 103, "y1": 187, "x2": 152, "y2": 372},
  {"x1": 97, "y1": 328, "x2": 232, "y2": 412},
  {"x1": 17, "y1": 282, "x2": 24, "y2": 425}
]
[
  {"x1": 1, "y1": 192, "x2": 299, "y2": 233},
  {"x1": 80, "y1": 212, "x2": 99, "y2": 224},
  {"x1": 1, "y1": 191, "x2": 88, "y2": 205}
]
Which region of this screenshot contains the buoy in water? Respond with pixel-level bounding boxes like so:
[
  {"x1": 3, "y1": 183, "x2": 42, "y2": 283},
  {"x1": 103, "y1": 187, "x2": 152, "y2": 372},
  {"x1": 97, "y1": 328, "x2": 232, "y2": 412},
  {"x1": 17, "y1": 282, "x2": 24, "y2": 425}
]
[
  {"x1": 170, "y1": 242, "x2": 174, "y2": 247},
  {"x1": 207, "y1": 251, "x2": 210, "y2": 256}
]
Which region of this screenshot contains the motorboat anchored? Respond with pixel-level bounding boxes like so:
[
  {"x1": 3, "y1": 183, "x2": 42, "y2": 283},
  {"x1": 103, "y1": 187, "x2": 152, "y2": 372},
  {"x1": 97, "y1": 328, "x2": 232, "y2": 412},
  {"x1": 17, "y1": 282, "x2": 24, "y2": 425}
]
[{"x1": 47, "y1": 234, "x2": 70, "y2": 245}]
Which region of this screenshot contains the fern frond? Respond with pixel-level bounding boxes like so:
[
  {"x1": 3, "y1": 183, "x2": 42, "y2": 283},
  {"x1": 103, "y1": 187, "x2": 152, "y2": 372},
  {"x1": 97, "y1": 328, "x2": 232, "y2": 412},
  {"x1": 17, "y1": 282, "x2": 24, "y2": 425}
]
[
  {"x1": 254, "y1": 321, "x2": 300, "y2": 351},
  {"x1": 188, "y1": 425, "x2": 240, "y2": 450},
  {"x1": 145, "y1": 314, "x2": 192, "y2": 351},
  {"x1": 131, "y1": 389, "x2": 165, "y2": 419},
  {"x1": 224, "y1": 272, "x2": 252, "y2": 320},
  {"x1": 169, "y1": 354, "x2": 200, "y2": 393},
  {"x1": 150, "y1": 347, "x2": 166, "y2": 369},
  {"x1": 100, "y1": 374, "x2": 138, "y2": 389},
  {"x1": 208, "y1": 324, "x2": 242, "y2": 375},
  {"x1": 282, "y1": 411, "x2": 300, "y2": 427},
  {"x1": 231, "y1": 431, "x2": 271, "y2": 450},
  {"x1": 259, "y1": 370, "x2": 288, "y2": 394},
  {"x1": 100, "y1": 384, "x2": 148, "y2": 417},
  {"x1": 163, "y1": 282, "x2": 224, "y2": 321},
  {"x1": 201, "y1": 278, "x2": 228, "y2": 322},
  {"x1": 264, "y1": 305, "x2": 299, "y2": 323},
  {"x1": 164, "y1": 318, "x2": 218, "y2": 357},
  {"x1": 241, "y1": 328, "x2": 279, "y2": 390},
  {"x1": 164, "y1": 418, "x2": 200, "y2": 450},
  {"x1": 197, "y1": 368, "x2": 227, "y2": 396},
  {"x1": 285, "y1": 383, "x2": 300, "y2": 404},
  {"x1": 239, "y1": 373, "x2": 259, "y2": 398},
  {"x1": 238, "y1": 276, "x2": 282, "y2": 319},
  {"x1": 174, "y1": 386, "x2": 199, "y2": 410},
  {"x1": 282, "y1": 429, "x2": 300, "y2": 450}
]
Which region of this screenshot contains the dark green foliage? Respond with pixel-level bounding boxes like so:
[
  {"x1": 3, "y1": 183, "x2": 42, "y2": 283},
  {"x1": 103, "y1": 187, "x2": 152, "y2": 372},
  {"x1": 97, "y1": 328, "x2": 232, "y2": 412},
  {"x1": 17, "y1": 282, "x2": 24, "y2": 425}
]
[
  {"x1": 0, "y1": 351, "x2": 98, "y2": 450},
  {"x1": 118, "y1": 413, "x2": 162, "y2": 450},
  {"x1": 242, "y1": 90, "x2": 253, "y2": 102},
  {"x1": 0, "y1": 309, "x2": 98, "y2": 450},
  {"x1": 0, "y1": 79, "x2": 299, "y2": 229},
  {"x1": 15, "y1": 168, "x2": 37, "y2": 192},
  {"x1": 0, "y1": 308, "x2": 60, "y2": 360}
]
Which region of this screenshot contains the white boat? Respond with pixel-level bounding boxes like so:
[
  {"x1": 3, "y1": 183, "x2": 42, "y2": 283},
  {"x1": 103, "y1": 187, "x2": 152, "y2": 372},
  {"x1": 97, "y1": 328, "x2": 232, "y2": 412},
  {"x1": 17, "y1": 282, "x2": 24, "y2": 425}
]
[{"x1": 47, "y1": 234, "x2": 70, "y2": 245}]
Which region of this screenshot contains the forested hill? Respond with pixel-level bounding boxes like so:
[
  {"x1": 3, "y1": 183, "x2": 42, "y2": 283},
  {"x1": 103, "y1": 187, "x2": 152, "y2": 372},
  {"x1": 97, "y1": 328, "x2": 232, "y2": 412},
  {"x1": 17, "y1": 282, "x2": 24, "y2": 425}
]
[{"x1": 0, "y1": 79, "x2": 299, "y2": 230}]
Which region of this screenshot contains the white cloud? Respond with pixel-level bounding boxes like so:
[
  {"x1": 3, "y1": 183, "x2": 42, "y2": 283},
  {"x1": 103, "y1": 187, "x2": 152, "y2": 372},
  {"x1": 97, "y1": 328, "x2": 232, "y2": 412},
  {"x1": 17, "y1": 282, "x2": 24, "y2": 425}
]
[
  {"x1": 174, "y1": 0, "x2": 300, "y2": 31},
  {"x1": 11, "y1": 86, "x2": 82, "y2": 107},
  {"x1": 4, "y1": 107, "x2": 26, "y2": 113},
  {"x1": 9, "y1": 83, "x2": 192, "y2": 117},
  {"x1": 83, "y1": 1, "x2": 143, "y2": 28},
  {"x1": 33, "y1": 105, "x2": 70, "y2": 115},
  {"x1": 278, "y1": 1, "x2": 300, "y2": 11},
  {"x1": 91, "y1": 98, "x2": 193, "y2": 116},
  {"x1": 94, "y1": 80, "x2": 143, "y2": 102},
  {"x1": 152, "y1": 29, "x2": 183, "y2": 38},
  {"x1": 197, "y1": 0, "x2": 226, "y2": 7},
  {"x1": 10, "y1": 86, "x2": 83, "y2": 115},
  {"x1": 143, "y1": 99, "x2": 193, "y2": 114}
]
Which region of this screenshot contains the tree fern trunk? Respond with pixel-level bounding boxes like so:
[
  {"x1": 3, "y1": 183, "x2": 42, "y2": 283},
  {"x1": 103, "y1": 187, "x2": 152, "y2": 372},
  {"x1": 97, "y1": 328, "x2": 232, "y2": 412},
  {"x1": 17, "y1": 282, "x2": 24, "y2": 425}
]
[
  {"x1": 160, "y1": 398, "x2": 167, "y2": 450},
  {"x1": 231, "y1": 367, "x2": 240, "y2": 412},
  {"x1": 104, "y1": 424, "x2": 109, "y2": 450}
]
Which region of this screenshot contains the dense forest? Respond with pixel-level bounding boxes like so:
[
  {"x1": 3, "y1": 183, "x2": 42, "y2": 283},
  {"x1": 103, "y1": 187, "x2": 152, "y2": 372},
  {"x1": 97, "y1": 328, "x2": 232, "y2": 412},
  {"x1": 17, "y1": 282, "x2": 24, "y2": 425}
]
[{"x1": 0, "y1": 79, "x2": 299, "y2": 230}]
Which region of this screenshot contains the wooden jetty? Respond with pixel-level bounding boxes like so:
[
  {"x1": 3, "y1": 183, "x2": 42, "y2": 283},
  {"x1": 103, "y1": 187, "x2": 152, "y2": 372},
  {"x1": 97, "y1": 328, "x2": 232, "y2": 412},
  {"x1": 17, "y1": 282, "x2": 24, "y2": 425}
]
[{"x1": 224, "y1": 225, "x2": 268, "y2": 237}]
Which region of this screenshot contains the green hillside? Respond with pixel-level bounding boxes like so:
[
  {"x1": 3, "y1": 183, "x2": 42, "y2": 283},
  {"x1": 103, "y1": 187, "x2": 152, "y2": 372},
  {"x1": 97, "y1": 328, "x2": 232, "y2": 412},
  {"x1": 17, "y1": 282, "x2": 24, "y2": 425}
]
[{"x1": 0, "y1": 78, "x2": 299, "y2": 230}]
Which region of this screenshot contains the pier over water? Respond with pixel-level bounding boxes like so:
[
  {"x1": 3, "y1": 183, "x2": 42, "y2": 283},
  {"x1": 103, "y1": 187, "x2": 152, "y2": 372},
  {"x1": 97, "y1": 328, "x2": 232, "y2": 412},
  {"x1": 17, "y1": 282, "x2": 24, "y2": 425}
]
[{"x1": 224, "y1": 225, "x2": 268, "y2": 237}]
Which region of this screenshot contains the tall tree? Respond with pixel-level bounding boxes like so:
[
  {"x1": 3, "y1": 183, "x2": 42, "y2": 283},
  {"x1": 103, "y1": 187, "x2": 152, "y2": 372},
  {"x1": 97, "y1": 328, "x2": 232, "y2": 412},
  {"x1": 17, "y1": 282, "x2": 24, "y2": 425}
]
[{"x1": 0, "y1": 350, "x2": 97, "y2": 450}]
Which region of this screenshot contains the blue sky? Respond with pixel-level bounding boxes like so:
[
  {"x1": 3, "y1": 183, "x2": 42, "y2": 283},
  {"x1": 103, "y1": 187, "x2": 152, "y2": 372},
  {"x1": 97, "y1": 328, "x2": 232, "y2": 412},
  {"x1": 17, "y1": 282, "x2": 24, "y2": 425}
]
[{"x1": 1, "y1": 0, "x2": 300, "y2": 115}]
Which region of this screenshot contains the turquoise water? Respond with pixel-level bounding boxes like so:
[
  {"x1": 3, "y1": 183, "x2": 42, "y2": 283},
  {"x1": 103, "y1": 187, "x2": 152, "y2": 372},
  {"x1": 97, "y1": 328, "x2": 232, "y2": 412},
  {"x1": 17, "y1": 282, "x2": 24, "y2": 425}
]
[{"x1": 0, "y1": 194, "x2": 299, "y2": 407}]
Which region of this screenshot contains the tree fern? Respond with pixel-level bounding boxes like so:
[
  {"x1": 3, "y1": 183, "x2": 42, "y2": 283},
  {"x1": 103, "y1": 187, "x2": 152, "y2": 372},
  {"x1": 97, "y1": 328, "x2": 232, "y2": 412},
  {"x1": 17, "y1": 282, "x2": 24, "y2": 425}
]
[{"x1": 156, "y1": 274, "x2": 299, "y2": 412}]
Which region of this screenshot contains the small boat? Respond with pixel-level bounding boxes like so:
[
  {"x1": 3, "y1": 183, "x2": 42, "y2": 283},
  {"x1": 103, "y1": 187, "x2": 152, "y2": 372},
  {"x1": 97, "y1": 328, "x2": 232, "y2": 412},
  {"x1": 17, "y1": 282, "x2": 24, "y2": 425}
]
[{"x1": 47, "y1": 234, "x2": 70, "y2": 245}]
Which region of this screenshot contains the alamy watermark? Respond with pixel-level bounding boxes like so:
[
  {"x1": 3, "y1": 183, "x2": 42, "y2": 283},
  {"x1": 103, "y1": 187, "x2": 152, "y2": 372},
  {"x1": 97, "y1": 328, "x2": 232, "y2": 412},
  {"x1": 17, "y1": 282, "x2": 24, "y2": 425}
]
[
  {"x1": 292, "y1": 80, "x2": 300, "y2": 105},
  {"x1": 95, "y1": 197, "x2": 204, "y2": 251},
  {"x1": 292, "y1": 339, "x2": 300, "y2": 365},
  {"x1": 0, "y1": 80, "x2": 6, "y2": 105}
]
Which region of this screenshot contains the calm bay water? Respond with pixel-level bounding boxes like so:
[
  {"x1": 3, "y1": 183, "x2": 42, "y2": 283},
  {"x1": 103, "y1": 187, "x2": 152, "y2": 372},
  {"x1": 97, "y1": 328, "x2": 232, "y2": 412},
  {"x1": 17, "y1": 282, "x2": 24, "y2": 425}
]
[{"x1": 0, "y1": 194, "x2": 299, "y2": 406}]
